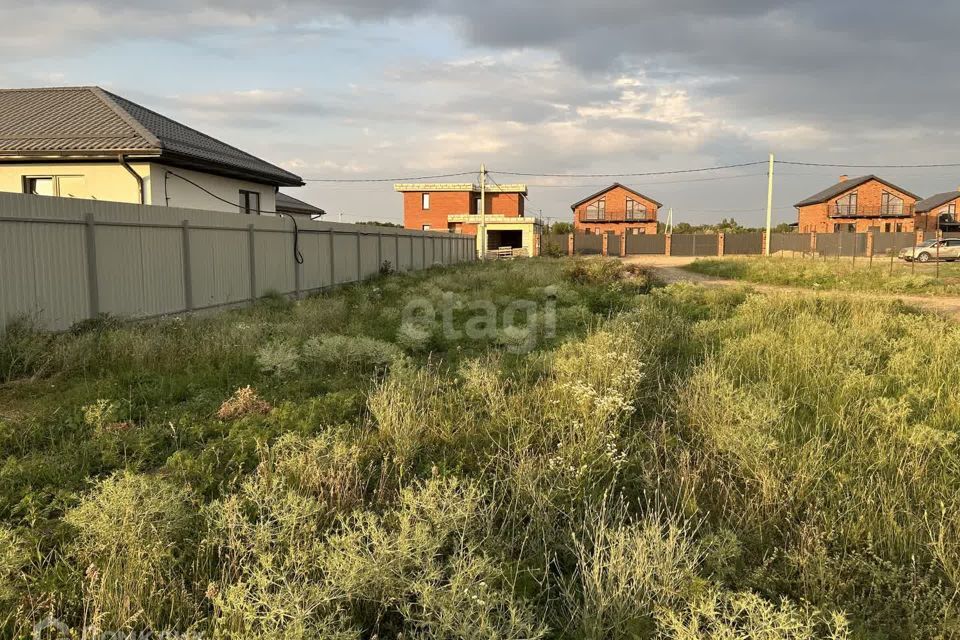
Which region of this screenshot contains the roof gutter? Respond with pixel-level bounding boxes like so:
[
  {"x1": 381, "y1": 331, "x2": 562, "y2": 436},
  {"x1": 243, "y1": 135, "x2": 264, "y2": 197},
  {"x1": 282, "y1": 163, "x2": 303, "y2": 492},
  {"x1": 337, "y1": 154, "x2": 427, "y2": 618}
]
[{"x1": 118, "y1": 154, "x2": 145, "y2": 205}]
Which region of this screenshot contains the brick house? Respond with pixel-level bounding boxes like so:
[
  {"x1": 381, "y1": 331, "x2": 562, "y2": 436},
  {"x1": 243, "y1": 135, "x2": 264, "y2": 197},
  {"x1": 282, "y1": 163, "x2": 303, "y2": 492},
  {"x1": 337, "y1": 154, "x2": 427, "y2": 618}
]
[
  {"x1": 795, "y1": 175, "x2": 920, "y2": 233},
  {"x1": 914, "y1": 190, "x2": 960, "y2": 232},
  {"x1": 571, "y1": 183, "x2": 661, "y2": 235},
  {"x1": 394, "y1": 182, "x2": 538, "y2": 255}
]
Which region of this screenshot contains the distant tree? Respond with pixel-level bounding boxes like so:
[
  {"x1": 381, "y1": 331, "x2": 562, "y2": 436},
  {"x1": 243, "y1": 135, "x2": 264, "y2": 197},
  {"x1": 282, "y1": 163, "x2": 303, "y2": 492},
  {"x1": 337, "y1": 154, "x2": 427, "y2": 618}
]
[
  {"x1": 550, "y1": 222, "x2": 574, "y2": 234},
  {"x1": 354, "y1": 221, "x2": 403, "y2": 228}
]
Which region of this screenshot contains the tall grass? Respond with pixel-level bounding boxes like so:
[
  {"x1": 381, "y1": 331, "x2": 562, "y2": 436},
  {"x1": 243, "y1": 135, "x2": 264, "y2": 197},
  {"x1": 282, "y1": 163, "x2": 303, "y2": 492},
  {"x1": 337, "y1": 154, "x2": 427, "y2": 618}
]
[
  {"x1": 688, "y1": 256, "x2": 960, "y2": 295},
  {"x1": 1, "y1": 258, "x2": 958, "y2": 637}
]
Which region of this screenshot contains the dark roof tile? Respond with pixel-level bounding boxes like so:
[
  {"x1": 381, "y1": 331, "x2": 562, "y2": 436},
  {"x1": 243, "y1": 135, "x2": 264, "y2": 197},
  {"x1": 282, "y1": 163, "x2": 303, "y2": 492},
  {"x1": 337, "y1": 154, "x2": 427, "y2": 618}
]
[{"x1": 915, "y1": 191, "x2": 960, "y2": 213}]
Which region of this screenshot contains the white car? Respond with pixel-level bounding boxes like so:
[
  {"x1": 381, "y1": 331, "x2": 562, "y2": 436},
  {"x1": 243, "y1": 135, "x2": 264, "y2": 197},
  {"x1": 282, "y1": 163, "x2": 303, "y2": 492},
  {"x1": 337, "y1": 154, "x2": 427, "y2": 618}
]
[{"x1": 899, "y1": 238, "x2": 960, "y2": 263}]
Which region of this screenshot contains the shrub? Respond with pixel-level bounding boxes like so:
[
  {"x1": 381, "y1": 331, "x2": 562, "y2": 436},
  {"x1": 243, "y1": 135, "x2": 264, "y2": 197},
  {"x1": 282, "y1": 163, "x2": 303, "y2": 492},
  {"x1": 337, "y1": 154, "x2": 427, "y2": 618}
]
[
  {"x1": 63, "y1": 471, "x2": 199, "y2": 631},
  {"x1": 0, "y1": 318, "x2": 54, "y2": 383},
  {"x1": 301, "y1": 334, "x2": 401, "y2": 372},
  {"x1": 256, "y1": 339, "x2": 300, "y2": 376}
]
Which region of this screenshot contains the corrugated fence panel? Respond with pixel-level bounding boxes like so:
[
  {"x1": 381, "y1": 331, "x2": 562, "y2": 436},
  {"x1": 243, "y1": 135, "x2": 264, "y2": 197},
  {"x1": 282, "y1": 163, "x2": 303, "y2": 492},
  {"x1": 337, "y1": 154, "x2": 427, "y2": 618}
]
[
  {"x1": 770, "y1": 233, "x2": 811, "y2": 255},
  {"x1": 815, "y1": 233, "x2": 868, "y2": 257},
  {"x1": 574, "y1": 232, "x2": 602, "y2": 255},
  {"x1": 624, "y1": 233, "x2": 665, "y2": 255},
  {"x1": 0, "y1": 192, "x2": 473, "y2": 331},
  {"x1": 872, "y1": 232, "x2": 916, "y2": 256},
  {"x1": 671, "y1": 234, "x2": 718, "y2": 257},
  {"x1": 723, "y1": 232, "x2": 763, "y2": 255}
]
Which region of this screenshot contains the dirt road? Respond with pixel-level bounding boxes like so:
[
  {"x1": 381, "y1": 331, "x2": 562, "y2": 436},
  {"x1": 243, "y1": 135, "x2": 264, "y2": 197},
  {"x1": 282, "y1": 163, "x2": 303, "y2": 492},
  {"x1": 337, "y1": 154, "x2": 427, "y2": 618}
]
[{"x1": 622, "y1": 256, "x2": 960, "y2": 320}]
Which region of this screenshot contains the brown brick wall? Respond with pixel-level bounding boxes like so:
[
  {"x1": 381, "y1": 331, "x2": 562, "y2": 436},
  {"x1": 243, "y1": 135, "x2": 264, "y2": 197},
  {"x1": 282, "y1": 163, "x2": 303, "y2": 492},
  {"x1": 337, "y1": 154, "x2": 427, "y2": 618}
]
[
  {"x1": 572, "y1": 185, "x2": 659, "y2": 233},
  {"x1": 797, "y1": 178, "x2": 918, "y2": 233},
  {"x1": 402, "y1": 190, "x2": 524, "y2": 231}
]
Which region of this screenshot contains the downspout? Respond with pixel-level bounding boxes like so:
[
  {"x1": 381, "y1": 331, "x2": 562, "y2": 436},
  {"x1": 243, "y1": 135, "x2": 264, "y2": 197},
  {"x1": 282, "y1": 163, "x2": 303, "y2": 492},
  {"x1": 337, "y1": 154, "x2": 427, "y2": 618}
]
[{"x1": 118, "y1": 155, "x2": 145, "y2": 204}]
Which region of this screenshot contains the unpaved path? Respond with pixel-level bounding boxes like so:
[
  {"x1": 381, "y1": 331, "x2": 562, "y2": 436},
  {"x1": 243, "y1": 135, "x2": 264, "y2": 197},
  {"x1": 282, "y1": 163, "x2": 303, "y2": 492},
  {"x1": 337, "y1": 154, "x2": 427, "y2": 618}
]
[{"x1": 623, "y1": 256, "x2": 960, "y2": 320}]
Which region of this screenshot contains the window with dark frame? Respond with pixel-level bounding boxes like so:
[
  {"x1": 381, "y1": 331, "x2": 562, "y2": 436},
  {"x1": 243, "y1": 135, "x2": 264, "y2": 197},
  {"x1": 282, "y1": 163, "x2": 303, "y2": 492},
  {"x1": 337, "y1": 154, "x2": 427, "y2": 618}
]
[
  {"x1": 239, "y1": 190, "x2": 261, "y2": 215},
  {"x1": 881, "y1": 191, "x2": 903, "y2": 216},
  {"x1": 625, "y1": 198, "x2": 647, "y2": 220},
  {"x1": 23, "y1": 176, "x2": 54, "y2": 196},
  {"x1": 835, "y1": 191, "x2": 857, "y2": 216},
  {"x1": 585, "y1": 197, "x2": 605, "y2": 221}
]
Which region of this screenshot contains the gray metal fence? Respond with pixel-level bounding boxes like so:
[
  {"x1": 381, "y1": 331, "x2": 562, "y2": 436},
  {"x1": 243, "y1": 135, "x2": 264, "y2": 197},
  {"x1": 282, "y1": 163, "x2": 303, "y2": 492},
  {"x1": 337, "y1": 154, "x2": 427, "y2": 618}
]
[
  {"x1": 625, "y1": 233, "x2": 666, "y2": 255},
  {"x1": 574, "y1": 232, "x2": 602, "y2": 255},
  {"x1": 541, "y1": 232, "x2": 568, "y2": 255},
  {"x1": 670, "y1": 233, "x2": 719, "y2": 257},
  {"x1": 723, "y1": 232, "x2": 764, "y2": 255},
  {"x1": 0, "y1": 192, "x2": 475, "y2": 331},
  {"x1": 872, "y1": 232, "x2": 916, "y2": 256},
  {"x1": 815, "y1": 232, "x2": 868, "y2": 257}
]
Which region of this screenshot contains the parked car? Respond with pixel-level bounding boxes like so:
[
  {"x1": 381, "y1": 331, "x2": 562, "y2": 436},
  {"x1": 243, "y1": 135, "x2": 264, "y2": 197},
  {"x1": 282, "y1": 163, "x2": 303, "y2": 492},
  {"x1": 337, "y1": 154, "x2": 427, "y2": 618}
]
[{"x1": 899, "y1": 238, "x2": 960, "y2": 262}]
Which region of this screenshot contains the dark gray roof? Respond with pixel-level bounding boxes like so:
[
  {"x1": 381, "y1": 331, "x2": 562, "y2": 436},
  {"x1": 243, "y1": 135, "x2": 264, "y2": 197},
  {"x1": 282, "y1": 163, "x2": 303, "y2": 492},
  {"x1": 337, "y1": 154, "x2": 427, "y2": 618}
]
[
  {"x1": 276, "y1": 192, "x2": 325, "y2": 217},
  {"x1": 915, "y1": 191, "x2": 960, "y2": 213},
  {"x1": 794, "y1": 174, "x2": 919, "y2": 207},
  {"x1": 0, "y1": 86, "x2": 303, "y2": 186},
  {"x1": 570, "y1": 182, "x2": 663, "y2": 210}
]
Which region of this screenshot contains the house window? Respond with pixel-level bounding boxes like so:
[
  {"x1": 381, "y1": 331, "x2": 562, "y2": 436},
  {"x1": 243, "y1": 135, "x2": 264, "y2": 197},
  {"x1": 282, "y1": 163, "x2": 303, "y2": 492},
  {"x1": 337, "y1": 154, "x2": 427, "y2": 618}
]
[
  {"x1": 422, "y1": 193, "x2": 430, "y2": 210},
  {"x1": 896, "y1": 223, "x2": 903, "y2": 232},
  {"x1": 883, "y1": 223, "x2": 892, "y2": 232},
  {"x1": 23, "y1": 176, "x2": 54, "y2": 196},
  {"x1": 626, "y1": 198, "x2": 647, "y2": 220},
  {"x1": 881, "y1": 191, "x2": 903, "y2": 216},
  {"x1": 585, "y1": 198, "x2": 605, "y2": 221},
  {"x1": 473, "y1": 196, "x2": 481, "y2": 214},
  {"x1": 239, "y1": 190, "x2": 261, "y2": 215},
  {"x1": 422, "y1": 224, "x2": 431, "y2": 231},
  {"x1": 835, "y1": 191, "x2": 857, "y2": 215},
  {"x1": 940, "y1": 203, "x2": 957, "y2": 220}
]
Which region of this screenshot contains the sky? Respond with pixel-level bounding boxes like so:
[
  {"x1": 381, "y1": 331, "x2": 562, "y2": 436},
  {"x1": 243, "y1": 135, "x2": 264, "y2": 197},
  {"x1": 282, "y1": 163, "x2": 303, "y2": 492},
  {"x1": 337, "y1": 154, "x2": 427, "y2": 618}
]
[{"x1": 3, "y1": 1, "x2": 960, "y2": 226}]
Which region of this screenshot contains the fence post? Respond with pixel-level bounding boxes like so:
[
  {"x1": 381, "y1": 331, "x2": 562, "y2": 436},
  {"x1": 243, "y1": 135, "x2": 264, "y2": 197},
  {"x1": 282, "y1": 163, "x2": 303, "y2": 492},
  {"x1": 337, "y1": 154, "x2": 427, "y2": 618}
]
[
  {"x1": 567, "y1": 233, "x2": 574, "y2": 256},
  {"x1": 761, "y1": 231, "x2": 767, "y2": 256},
  {"x1": 866, "y1": 231, "x2": 874, "y2": 266},
  {"x1": 181, "y1": 220, "x2": 193, "y2": 311},
  {"x1": 601, "y1": 232, "x2": 609, "y2": 256},
  {"x1": 293, "y1": 220, "x2": 302, "y2": 299},
  {"x1": 395, "y1": 233, "x2": 401, "y2": 270},
  {"x1": 248, "y1": 223, "x2": 257, "y2": 301},
  {"x1": 810, "y1": 232, "x2": 817, "y2": 256},
  {"x1": 717, "y1": 232, "x2": 725, "y2": 257},
  {"x1": 534, "y1": 233, "x2": 541, "y2": 257},
  {"x1": 665, "y1": 234, "x2": 672, "y2": 256},
  {"x1": 620, "y1": 233, "x2": 626, "y2": 257},
  {"x1": 329, "y1": 229, "x2": 336, "y2": 286},
  {"x1": 356, "y1": 230, "x2": 362, "y2": 281},
  {"x1": 376, "y1": 230, "x2": 383, "y2": 272},
  {"x1": 84, "y1": 213, "x2": 100, "y2": 318}
]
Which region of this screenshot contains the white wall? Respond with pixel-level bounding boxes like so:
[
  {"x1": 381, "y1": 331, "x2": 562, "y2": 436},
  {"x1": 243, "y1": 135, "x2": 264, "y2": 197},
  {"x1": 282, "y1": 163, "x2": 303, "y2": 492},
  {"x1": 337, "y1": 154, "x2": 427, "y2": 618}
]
[
  {"x1": 148, "y1": 163, "x2": 277, "y2": 215},
  {"x1": 0, "y1": 161, "x2": 149, "y2": 204}
]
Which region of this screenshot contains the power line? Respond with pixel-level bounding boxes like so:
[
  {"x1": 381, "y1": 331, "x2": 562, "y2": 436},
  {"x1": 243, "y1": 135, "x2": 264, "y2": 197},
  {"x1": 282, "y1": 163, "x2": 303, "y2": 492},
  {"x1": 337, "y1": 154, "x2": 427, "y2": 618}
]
[
  {"x1": 776, "y1": 160, "x2": 960, "y2": 169},
  {"x1": 302, "y1": 170, "x2": 476, "y2": 183},
  {"x1": 489, "y1": 161, "x2": 768, "y2": 178}
]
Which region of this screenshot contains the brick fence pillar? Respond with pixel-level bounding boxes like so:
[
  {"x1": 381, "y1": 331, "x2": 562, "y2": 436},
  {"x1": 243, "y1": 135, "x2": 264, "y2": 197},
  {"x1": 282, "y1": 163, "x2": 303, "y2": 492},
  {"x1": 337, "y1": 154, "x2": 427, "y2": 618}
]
[
  {"x1": 567, "y1": 233, "x2": 574, "y2": 256},
  {"x1": 916, "y1": 229, "x2": 925, "y2": 245},
  {"x1": 717, "y1": 232, "x2": 725, "y2": 257},
  {"x1": 664, "y1": 233, "x2": 672, "y2": 256},
  {"x1": 866, "y1": 231, "x2": 874, "y2": 257},
  {"x1": 601, "y1": 232, "x2": 609, "y2": 256},
  {"x1": 533, "y1": 233, "x2": 541, "y2": 257},
  {"x1": 620, "y1": 233, "x2": 626, "y2": 257}
]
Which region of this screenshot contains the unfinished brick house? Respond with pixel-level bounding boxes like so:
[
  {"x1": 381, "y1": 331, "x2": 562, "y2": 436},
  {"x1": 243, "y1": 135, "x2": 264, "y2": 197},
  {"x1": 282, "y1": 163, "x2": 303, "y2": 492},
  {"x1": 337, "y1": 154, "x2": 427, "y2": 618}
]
[
  {"x1": 914, "y1": 190, "x2": 960, "y2": 232},
  {"x1": 393, "y1": 182, "x2": 538, "y2": 256},
  {"x1": 795, "y1": 175, "x2": 920, "y2": 233},
  {"x1": 571, "y1": 183, "x2": 661, "y2": 235}
]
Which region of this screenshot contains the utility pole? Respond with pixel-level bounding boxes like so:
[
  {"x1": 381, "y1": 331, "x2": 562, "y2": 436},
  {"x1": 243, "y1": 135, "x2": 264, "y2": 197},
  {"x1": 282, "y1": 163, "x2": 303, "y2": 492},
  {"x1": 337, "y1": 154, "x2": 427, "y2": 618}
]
[
  {"x1": 479, "y1": 162, "x2": 487, "y2": 258},
  {"x1": 764, "y1": 152, "x2": 774, "y2": 256},
  {"x1": 665, "y1": 207, "x2": 674, "y2": 235}
]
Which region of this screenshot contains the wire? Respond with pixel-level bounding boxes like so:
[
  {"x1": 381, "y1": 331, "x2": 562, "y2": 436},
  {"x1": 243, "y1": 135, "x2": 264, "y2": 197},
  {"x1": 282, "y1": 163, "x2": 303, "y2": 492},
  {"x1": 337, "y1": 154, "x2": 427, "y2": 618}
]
[
  {"x1": 165, "y1": 170, "x2": 304, "y2": 264},
  {"x1": 776, "y1": 160, "x2": 960, "y2": 169},
  {"x1": 489, "y1": 161, "x2": 768, "y2": 178},
  {"x1": 302, "y1": 170, "x2": 476, "y2": 183}
]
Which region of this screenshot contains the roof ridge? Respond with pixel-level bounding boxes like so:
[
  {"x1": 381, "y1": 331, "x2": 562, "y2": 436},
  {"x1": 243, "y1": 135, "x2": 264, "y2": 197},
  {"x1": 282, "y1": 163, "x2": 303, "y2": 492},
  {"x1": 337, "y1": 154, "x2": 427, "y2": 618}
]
[{"x1": 91, "y1": 87, "x2": 161, "y2": 150}]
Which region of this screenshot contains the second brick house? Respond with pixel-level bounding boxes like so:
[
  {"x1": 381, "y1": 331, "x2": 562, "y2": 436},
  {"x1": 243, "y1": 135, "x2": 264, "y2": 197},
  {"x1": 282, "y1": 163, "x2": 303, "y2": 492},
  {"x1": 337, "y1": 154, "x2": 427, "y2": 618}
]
[
  {"x1": 393, "y1": 182, "x2": 538, "y2": 256},
  {"x1": 571, "y1": 183, "x2": 661, "y2": 235},
  {"x1": 795, "y1": 175, "x2": 920, "y2": 233},
  {"x1": 914, "y1": 189, "x2": 960, "y2": 232}
]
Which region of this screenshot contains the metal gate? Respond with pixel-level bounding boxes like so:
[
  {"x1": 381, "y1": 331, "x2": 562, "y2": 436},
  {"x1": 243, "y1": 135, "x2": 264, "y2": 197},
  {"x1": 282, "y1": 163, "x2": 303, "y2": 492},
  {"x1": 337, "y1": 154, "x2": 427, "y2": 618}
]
[
  {"x1": 625, "y1": 233, "x2": 666, "y2": 255},
  {"x1": 815, "y1": 233, "x2": 868, "y2": 257},
  {"x1": 723, "y1": 232, "x2": 763, "y2": 255},
  {"x1": 574, "y1": 232, "x2": 602, "y2": 255},
  {"x1": 670, "y1": 234, "x2": 718, "y2": 257},
  {"x1": 606, "y1": 231, "x2": 622, "y2": 256},
  {"x1": 770, "y1": 233, "x2": 811, "y2": 256}
]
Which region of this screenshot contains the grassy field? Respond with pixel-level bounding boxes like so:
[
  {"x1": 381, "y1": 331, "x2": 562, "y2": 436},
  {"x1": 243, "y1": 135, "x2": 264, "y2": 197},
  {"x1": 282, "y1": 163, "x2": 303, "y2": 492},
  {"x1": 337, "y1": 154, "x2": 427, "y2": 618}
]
[
  {"x1": 2, "y1": 258, "x2": 959, "y2": 639},
  {"x1": 686, "y1": 256, "x2": 960, "y2": 296}
]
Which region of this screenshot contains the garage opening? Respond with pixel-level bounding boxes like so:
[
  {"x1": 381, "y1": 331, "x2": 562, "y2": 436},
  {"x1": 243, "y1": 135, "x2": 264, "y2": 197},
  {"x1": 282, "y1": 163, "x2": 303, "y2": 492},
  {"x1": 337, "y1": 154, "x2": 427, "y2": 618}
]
[{"x1": 487, "y1": 229, "x2": 523, "y2": 250}]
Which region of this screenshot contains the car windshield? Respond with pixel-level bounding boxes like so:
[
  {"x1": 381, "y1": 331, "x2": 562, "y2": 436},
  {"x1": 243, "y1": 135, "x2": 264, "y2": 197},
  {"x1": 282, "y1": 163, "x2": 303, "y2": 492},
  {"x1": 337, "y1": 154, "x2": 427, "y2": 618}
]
[{"x1": 918, "y1": 240, "x2": 938, "y2": 247}]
